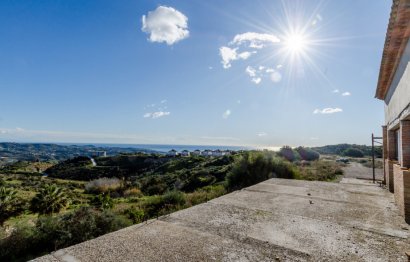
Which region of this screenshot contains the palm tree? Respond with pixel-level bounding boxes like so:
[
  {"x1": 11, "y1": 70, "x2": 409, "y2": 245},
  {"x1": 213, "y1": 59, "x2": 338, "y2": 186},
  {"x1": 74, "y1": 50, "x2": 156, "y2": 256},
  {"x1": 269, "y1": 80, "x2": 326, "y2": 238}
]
[
  {"x1": 0, "y1": 187, "x2": 22, "y2": 226},
  {"x1": 30, "y1": 185, "x2": 70, "y2": 215}
]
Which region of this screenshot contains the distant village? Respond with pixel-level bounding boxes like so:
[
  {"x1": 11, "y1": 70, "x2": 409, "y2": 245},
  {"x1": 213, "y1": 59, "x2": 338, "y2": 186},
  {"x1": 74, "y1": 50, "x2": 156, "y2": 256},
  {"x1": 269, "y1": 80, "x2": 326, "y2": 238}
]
[{"x1": 166, "y1": 149, "x2": 234, "y2": 157}]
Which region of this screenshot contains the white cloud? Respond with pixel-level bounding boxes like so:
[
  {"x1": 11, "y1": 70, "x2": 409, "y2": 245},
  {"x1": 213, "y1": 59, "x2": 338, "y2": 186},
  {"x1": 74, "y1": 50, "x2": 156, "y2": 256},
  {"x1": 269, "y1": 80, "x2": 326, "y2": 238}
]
[
  {"x1": 310, "y1": 137, "x2": 319, "y2": 140},
  {"x1": 251, "y1": 77, "x2": 261, "y2": 84},
  {"x1": 332, "y1": 89, "x2": 339, "y2": 93},
  {"x1": 0, "y1": 130, "x2": 7, "y2": 134},
  {"x1": 208, "y1": 66, "x2": 213, "y2": 70},
  {"x1": 257, "y1": 132, "x2": 267, "y2": 137},
  {"x1": 341, "y1": 92, "x2": 351, "y2": 96},
  {"x1": 245, "y1": 66, "x2": 257, "y2": 77},
  {"x1": 143, "y1": 111, "x2": 170, "y2": 119},
  {"x1": 245, "y1": 66, "x2": 281, "y2": 84},
  {"x1": 219, "y1": 47, "x2": 253, "y2": 69},
  {"x1": 160, "y1": 99, "x2": 167, "y2": 104},
  {"x1": 231, "y1": 32, "x2": 280, "y2": 49},
  {"x1": 276, "y1": 64, "x2": 283, "y2": 69},
  {"x1": 313, "y1": 108, "x2": 343, "y2": 114},
  {"x1": 237, "y1": 100, "x2": 241, "y2": 104},
  {"x1": 141, "y1": 6, "x2": 189, "y2": 45},
  {"x1": 15, "y1": 127, "x2": 24, "y2": 132},
  {"x1": 222, "y1": 109, "x2": 231, "y2": 119}
]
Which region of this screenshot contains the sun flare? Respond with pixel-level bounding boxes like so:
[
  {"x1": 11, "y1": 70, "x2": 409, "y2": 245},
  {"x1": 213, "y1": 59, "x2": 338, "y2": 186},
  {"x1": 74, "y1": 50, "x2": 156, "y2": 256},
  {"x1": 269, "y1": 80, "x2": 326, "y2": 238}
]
[{"x1": 284, "y1": 33, "x2": 308, "y2": 53}]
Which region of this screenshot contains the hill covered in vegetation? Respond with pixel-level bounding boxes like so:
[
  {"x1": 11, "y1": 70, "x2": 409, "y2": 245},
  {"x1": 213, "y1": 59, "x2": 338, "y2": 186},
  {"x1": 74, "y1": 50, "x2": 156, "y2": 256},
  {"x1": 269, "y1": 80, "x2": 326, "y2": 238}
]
[
  {"x1": 0, "y1": 149, "x2": 344, "y2": 261},
  {"x1": 0, "y1": 142, "x2": 156, "y2": 164},
  {"x1": 311, "y1": 144, "x2": 382, "y2": 158}
]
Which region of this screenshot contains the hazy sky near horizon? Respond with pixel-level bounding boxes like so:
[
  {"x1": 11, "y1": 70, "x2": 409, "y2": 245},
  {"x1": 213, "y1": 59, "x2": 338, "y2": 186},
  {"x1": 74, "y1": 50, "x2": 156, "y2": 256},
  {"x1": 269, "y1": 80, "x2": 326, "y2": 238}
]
[{"x1": 0, "y1": 0, "x2": 390, "y2": 147}]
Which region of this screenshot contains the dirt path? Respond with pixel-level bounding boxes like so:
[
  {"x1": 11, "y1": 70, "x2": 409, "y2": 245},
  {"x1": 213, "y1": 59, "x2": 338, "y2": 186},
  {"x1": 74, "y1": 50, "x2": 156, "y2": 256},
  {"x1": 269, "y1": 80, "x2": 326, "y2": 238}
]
[{"x1": 342, "y1": 161, "x2": 383, "y2": 181}]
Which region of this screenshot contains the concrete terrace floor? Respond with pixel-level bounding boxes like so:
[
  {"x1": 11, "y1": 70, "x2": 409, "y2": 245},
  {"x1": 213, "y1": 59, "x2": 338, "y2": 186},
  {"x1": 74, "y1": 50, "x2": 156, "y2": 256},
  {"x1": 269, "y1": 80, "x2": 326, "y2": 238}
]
[{"x1": 34, "y1": 178, "x2": 410, "y2": 262}]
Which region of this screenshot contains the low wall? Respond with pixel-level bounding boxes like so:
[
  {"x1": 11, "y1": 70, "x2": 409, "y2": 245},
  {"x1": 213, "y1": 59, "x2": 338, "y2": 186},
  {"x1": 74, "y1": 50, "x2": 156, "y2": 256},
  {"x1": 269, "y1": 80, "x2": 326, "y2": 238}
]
[
  {"x1": 393, "y1": 164, "x2": 410, "y2": 223},
  {"x1": 385, "y1": 159, "x2": 396, "y2": 192}
]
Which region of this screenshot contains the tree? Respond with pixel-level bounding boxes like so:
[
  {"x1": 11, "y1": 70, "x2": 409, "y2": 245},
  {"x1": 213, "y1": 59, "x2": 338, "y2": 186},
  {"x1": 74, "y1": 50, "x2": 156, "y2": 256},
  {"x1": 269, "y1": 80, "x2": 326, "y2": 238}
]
[
  {"x1": 30, "y1": 185, "x2": 70, "y2": 215},
  {"x1": 0, "y1": 187, "x2": 23, "y2": 226},
  {"x1": 342, "y1": 148, "x2": 364, "y2": 157}
]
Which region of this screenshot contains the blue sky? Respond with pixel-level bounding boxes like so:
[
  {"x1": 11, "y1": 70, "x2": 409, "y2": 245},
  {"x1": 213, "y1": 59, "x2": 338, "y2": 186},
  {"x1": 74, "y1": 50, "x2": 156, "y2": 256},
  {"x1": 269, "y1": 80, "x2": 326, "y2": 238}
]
[{"x1": 0, "y1": 0, "x2": 390, "y2": 147}]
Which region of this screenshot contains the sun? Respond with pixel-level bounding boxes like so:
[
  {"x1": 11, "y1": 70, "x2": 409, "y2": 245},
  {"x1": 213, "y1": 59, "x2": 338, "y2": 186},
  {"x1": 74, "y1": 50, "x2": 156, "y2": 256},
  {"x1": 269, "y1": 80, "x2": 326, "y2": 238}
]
[{"x1": 284, "y1": 33, "x2": 308, "y2": 53}]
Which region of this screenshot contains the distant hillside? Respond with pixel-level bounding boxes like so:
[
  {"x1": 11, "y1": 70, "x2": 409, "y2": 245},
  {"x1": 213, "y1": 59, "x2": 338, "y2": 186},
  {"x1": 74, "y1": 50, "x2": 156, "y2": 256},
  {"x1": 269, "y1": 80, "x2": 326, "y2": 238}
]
[
  {"x1": 311, "y1": 144, "x2": 382, "y2": 158},
  {"x1": 45, "y1": 154, "x2": 235, "y2": 194},
  {"x1": 0, "y1": 142, "x2": 156, "y2": 163}
]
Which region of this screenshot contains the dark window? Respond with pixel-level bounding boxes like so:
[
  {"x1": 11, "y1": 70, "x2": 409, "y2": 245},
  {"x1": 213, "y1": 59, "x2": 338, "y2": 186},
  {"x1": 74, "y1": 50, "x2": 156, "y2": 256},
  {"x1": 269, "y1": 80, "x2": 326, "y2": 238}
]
[{"x1": 395, "y1": 129, "x2": 401, "y2": 162}]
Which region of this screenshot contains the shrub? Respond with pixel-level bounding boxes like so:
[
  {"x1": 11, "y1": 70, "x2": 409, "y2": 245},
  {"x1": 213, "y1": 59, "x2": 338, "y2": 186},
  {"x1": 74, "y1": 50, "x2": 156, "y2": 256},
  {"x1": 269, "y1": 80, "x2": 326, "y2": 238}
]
[
  {"x1": 85, "y1": 177, "x2": 121, "y2": 194},
  {"x1": 0, "y1": 224, "x2": 38, "y2": 261},
  {"x1": 140, "y1": 195, "x2": 164, "y2": 217},
  {"x1": 124, "y1": 206, "x2": 145, "y2": 223},
  {"x1": 140, "y1": 190, "x2": 186, "y2": 218},
  {"x1": 295, "y1": 147, "x2": 320, "y2": 161},
  {"x1": 141, "y1": 176, "x2": 168, "y2": 195},
  {"x1": 227, "y1": 151, "x2": 299, "y2": 190},
  {"x1": 298, "y1": 160, "x2": 343, "y2": 181},
  {"x1": 0, "y1": 187, "x2": 24, "y2": 226},
  {"x1": 0, "y1": 207, "x2": 131, "y2": 261},
  {"x1": 343, "y1": 148, "x2": 364, "y2": 157},
  {"x1": 123, "y1": 187, "x2": 143, "y2": 197},
  {"x1": 278, "y1": 146, "x2": 300, "y2": 162},
  {"x1": 162, "y1": 190, "x2": 186, "y2": 207},
  {"x1": 91, "y1": 194, "x2": 114, "y2": 210},
  {"x1": 186, "y1": 185, "x2": 226, "y2": 206}
]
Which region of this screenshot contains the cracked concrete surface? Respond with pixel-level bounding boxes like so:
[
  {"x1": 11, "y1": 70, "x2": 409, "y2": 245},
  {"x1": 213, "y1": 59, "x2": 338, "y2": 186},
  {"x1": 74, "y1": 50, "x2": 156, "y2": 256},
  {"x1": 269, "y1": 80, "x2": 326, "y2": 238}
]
[{"x1": 33, "y1": 178, "x2": 410, "y2": 262}]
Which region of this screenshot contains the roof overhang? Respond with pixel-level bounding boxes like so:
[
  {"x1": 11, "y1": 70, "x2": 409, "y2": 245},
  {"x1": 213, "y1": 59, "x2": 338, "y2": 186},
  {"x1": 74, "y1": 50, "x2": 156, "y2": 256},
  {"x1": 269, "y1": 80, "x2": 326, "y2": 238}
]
[{"x1": 375, "y1": 0, "x2": 410, "y2": 100}]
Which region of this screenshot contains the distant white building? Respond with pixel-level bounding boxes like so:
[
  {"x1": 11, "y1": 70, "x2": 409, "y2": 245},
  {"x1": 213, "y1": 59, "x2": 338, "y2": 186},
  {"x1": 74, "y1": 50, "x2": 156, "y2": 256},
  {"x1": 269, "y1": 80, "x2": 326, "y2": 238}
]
[
  {"x1": 192, "y1": 149, "x2": 201, "y2": 156},
  {"x1": 167, "y1": 149, "x2": 178, "y2": 157},
  {"x1": 181, "y1": 150, "x2": 190, "y2": 157},
  {"x1": 201, "y1": 149, "x2": 212, "y2": 157},
  {"x1": 212, "y1": 149, "x2": 223, "y2": 157}
]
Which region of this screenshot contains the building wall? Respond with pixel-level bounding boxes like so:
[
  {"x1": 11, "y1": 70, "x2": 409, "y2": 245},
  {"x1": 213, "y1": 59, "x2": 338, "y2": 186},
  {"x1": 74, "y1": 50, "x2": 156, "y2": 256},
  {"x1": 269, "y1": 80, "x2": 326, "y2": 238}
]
[{"x1": 384, "y1": 38, "x2": 410, "y2": 127}]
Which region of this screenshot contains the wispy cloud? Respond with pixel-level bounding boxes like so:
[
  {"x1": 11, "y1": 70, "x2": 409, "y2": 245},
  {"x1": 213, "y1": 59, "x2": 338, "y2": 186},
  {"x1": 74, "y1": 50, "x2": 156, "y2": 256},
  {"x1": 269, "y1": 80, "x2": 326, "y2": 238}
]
[
  {"x1": 245, "y1": 66, "x2": 256, "y2": 77},
  {"x1": 257, "y1": 132, "x2": 267, "y2": 137},
  {"x1": 341, "y1": 91, "x2": 351, "y2": 96},
  {"x1": 332, "y1": 89, "x2": 339, "y2": 93},
  {"x1": 219, "y1": 32, "x2": 279, "y2": 68},
  {"x1": 251, "y1": 77, "x2": 261, "y2": 84},
  {"x1": 313, "y1": 108, "x2": 343, "y2": 114},
  {"x1": 141, "y1": 6, "x2": 189, "y2": 45},
  {"x1": 220, "y1": 47, "x2": 253, "y2": 69},
  {"x1": 231, "y1": 32, "x2": 280, "y2": 49},
  {"x1": 143, "y1": 111, "x2": 170, "y2": 119},
  {"x1": 222, "y1": 109, "x2": 231, "y2": 119},
  {"x1": 245, "y1": 65, "x2": 281, "y2": 84}
]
